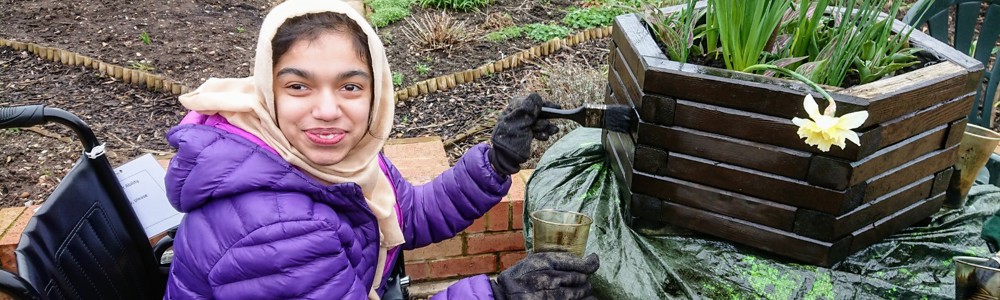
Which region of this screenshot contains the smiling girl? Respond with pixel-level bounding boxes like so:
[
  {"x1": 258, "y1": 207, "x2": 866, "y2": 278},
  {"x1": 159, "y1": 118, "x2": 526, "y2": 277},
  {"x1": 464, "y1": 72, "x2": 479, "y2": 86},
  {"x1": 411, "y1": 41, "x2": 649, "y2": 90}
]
[{"x1": 162, "y1": 0, "x2": 598, "y2": 299}]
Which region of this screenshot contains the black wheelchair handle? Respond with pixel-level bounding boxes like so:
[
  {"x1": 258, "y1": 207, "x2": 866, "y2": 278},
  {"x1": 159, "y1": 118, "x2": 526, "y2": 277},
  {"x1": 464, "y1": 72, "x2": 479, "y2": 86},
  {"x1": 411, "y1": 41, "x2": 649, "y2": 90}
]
[{"x1": 0, "y1": 105, "x2": 46, "y2": 129}]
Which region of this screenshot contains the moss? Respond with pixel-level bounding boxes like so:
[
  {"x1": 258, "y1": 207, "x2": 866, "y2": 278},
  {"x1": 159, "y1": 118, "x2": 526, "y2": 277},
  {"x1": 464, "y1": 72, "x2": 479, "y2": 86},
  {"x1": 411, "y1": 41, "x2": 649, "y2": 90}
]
[
  {"x1": 742, "y1": 256, "x2": 802, "y2": 300},
  {"x1": 803, "y1": 271, "x2": 835, "y2": 300}
]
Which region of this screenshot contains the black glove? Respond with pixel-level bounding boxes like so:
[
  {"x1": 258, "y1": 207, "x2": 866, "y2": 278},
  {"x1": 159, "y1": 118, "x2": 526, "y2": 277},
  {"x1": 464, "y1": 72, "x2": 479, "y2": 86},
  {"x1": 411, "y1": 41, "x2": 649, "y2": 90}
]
[
  {"x1": 490, "y1": 252, "x2": 600, "y2": 300},
  {"x1": 489, "y1": 93, "x2": 560, "y2": 175}
]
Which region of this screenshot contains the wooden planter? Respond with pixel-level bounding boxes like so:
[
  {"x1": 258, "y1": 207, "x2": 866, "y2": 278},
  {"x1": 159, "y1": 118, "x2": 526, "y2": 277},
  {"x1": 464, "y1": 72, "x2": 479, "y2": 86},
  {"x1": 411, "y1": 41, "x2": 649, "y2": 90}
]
[{"x1": 605, "y1": 7, "x2": 985, "y2": 267}]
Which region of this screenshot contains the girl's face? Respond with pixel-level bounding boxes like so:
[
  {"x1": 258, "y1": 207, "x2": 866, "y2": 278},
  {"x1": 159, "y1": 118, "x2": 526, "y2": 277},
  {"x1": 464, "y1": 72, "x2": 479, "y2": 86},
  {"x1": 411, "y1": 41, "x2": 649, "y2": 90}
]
[{"x1": 273, "y1": 31, "x2": 372, "y2": 166}]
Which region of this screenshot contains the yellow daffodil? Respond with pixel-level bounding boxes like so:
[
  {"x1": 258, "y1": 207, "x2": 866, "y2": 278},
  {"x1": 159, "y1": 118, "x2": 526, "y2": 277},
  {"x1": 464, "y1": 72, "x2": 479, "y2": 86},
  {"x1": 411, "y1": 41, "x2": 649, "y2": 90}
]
[{"x1": 791, "y1": 94, "x2": 869, "y2": 152}]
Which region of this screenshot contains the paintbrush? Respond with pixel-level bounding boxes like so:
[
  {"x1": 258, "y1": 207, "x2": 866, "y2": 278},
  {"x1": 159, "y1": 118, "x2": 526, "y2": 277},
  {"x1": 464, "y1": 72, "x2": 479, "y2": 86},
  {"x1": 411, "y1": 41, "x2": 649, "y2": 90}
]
[{"x1": 539, "y1": 104, "x2": 637, "y2": 133}]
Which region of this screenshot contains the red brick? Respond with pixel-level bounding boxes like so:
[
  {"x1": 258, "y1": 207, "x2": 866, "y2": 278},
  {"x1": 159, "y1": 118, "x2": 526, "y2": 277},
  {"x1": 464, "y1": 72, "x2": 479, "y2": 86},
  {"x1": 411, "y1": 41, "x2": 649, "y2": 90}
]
[
  {"x1": 405, "y1": 236, "x2": 464, "y2": 261},
  {"x1": 466, "y1": 231, "x2": 525, "y2": 254},
  {"x1": 506, "y1": 172, "x2": 527, "y2": 202},
  {"x1": 405, "y1": 261, "x2": 431, "y2": 281},
  {"x1": 511, "y1": 200, "x2": 525, "y2": 230},
  {"x1": 499, "y1": 251, "x2": 527, "y2": 270},
  {"x1": 427, "y1": 254, "x2": 497, "y2": 279},
  {"x1": 485, "y1": 202, "x2": 510, "y2": 231},
  {"x1": 0, "y1": 207, "x2": 27, "y2": 237},
  {"x1": 463, "y1": 217, "x2": 487, "y2": 234},
  {"x1": 0, "y1": 205, "x2": 39, "y2": 273}
]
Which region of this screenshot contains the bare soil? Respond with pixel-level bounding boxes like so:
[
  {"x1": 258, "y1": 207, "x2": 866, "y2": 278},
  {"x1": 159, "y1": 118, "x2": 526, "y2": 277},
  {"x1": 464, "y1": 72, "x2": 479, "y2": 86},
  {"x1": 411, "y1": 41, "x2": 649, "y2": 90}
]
[{"x1": 0, "y1": 0, "x2": 607, "y2": 208}]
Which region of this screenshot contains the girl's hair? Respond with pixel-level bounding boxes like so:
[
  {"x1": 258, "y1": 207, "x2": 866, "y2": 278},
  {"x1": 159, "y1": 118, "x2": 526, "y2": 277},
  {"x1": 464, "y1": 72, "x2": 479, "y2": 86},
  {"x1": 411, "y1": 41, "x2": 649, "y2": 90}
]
[{"x1": 271, "y1": 12, "x2": 378, "y2": 138}]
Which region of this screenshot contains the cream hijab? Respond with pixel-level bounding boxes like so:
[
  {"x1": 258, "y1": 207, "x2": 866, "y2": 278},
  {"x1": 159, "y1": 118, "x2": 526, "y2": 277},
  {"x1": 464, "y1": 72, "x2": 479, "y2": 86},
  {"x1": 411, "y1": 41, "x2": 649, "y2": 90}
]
[{"x1": 177, "y1": 0, "x2": 401, "y2": 298}]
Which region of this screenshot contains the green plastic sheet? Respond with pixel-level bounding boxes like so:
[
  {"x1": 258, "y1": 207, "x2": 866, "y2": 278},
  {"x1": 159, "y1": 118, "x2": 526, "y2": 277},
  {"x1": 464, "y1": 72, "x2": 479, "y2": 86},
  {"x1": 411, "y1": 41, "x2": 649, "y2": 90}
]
[{"x1": 523, "y1": 128, "x2": 1000, "y2": 299}]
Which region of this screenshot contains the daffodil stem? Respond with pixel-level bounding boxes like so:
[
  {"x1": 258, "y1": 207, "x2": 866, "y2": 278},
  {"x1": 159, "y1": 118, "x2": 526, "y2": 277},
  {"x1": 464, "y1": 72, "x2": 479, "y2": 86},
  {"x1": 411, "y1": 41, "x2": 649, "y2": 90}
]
[{"x1": 742, "y1": 64, "x2": 837, "y2": 113}]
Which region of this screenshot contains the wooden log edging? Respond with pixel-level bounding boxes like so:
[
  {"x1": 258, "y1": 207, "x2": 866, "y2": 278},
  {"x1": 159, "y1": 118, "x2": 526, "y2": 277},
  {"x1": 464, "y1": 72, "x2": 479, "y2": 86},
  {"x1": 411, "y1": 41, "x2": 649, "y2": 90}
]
[
  {"x1": 393, "y1": 26, "x2": 613, "y2": 102},
  {"x1": 0, "y1": 38, "x2": 193, "y2": 95},
  {"x1": 0, "y1": 25, "x2": 613, "y2": 101}
]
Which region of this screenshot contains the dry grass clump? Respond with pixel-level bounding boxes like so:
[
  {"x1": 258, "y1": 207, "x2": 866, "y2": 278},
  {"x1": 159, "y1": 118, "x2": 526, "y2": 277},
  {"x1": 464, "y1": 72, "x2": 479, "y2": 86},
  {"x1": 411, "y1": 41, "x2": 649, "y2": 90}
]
[
  {"x1": 480, "y1": 12, "x2": 515, "y2": 31},
  {"x1": 401, "y1": 12, "x2": 478, "y2": 50},
  {"x1": 522, "y1": 60, "x2": 608, "y2": 168}
]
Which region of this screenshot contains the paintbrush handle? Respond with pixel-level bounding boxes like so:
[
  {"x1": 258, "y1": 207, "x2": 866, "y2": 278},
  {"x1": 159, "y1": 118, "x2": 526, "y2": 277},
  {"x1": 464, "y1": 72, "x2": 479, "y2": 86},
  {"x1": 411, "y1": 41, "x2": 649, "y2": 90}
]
[{"x1": 539, "y1": 106, "x2": 588, "y2": 126}]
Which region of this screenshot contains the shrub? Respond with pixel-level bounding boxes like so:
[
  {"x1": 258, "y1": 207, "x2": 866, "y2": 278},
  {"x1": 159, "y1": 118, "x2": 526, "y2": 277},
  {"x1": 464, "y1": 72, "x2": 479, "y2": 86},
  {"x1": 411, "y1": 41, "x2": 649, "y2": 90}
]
[
  {"x1": 418, "y1": 0, "x2": 490, "y2": 12},
  {"x1": 481, "y1": 12, "x2": 515, "y2": 31},
  {"x1": 524, "y1": 61, "x2": 608, "y2": 167},
  {"x1": 401, "y1": 12, "x2": 477, "y2": 50},
  {"x1": 524, "y1": 23, "x2": 571, "y2": 42},
  {"x1": 367, "y1": 0, "x2": 413, "y2": 28},
  {"x1": 562, "y1": 6, "x2": 625, "y2": 29},
  {"x1": 484, "y1": 26, "x2": 524, "y2": 42}
]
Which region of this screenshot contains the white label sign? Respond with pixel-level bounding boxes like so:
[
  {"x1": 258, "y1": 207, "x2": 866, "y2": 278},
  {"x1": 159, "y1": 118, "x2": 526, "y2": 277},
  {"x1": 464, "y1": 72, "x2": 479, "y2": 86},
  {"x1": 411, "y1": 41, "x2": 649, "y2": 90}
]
[{"x1": 113, "y1": 153, "x2": 183, "y2": 237}]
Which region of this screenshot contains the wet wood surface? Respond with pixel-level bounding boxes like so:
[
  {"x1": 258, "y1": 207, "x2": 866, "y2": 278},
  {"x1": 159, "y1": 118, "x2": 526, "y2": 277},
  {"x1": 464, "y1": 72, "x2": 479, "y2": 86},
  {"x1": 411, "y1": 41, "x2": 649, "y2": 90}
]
[
  {"x1": 663, "y1": 152, "x2": 864, "y2": 214},
  {"x1": 632, "y1": 172, "x2": 798, "y2": 231},
  {"x1": 793, "y1": 175, "x2": 935, "y2": 241},
  {"x1": 638, "y1": 123, "x2": 812, "y2": 179},
  {"x1": 630, "y1": 192, "x2": 852, "y2": 267},
  {"x1": 806, "y1": 125, "x2": 948, "y2": 190}
]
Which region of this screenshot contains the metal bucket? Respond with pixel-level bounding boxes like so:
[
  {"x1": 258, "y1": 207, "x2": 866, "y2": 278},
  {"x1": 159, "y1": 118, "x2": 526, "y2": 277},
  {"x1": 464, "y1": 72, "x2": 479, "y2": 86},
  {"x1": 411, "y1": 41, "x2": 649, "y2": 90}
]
[{"x1": 955, "y1": 256, "x2": 1000, "y2": 299}]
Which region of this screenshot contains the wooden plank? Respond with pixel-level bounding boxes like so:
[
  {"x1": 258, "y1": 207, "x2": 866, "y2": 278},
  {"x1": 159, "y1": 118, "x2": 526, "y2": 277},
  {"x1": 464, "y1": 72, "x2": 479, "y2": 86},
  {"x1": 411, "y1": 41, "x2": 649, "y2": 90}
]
[
  {"x1": 876, "y1": 92, "x2": 974, "y2": 148},
  {"x1": 605, "y1": 129, "x2": 635, "y2": 187},
  {"x1": 608, "y1": 50, "x2": 640, "y2": 109},
  {"x1": 610, "y1": 45, "x2": 644, "y2": 109},
  {"x1": 642, "y1": 57, "x2": 871, "y2": 121},
  {"x1": 632, "y1": 193, "x2": 852, "y2": 267},
  {"x1": 842, "y1": 62, "x2": 979, "y2": 126},
  {"x1": 944, "y1": 118, "x2": 969, "y2": 149},
  {"x1": 930, "y1": 167, "x2": 954, "y2": 197},
  {"x1": 900, "y1": 18, "x2": 984, "y2": 71},
  {"x1": 671, "y1": 99, "x2": 874, "y2": 160},
  {"x1": 793, "y1": 175, "x2": 934, "y2": 241},
  {"x1": 611, "y1": 13, "x2": 660, "y2": 87},
  {"x1": 633, "y1": 146, "x2": 668, "y2": 176},
  {"x1": 632, "y1": 173, "x2": 798, "y2": 231},
  {"x1": 637, "y1": 94, "x2": 675, "y2": 126},
  {"x1": 664, "y1": 152, "x2": 864, "y2": 214},
  {"x1": 849, "y1": 192, "x2": 946, "y2": 253},
  {"x1": 863, "y1": 144, "x2": 959, "y2": 202},
  {"x1": 638, "y1": 123, "x2": 812, "y2": 179},
  {"x1": 807, "y1": 125, "x2": 948, "y2": 190}
]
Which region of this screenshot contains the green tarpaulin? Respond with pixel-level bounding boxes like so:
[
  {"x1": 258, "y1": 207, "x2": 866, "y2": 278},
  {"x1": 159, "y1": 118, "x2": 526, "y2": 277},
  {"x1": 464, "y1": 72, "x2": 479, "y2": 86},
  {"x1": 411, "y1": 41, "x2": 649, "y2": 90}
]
[{"x1": 524, "y1": 128, "x2": 1000, "y2": 299}]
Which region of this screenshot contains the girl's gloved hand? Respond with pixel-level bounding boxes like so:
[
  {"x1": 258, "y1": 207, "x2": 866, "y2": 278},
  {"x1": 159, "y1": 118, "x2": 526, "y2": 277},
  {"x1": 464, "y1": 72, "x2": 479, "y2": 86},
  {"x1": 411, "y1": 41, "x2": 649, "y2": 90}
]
[
  {"x1": 489, "y1": 93, "x2": 560, "y2": 175},
  {"x1": 490, "y1": 252, "x2": 600, "y2": 300}
]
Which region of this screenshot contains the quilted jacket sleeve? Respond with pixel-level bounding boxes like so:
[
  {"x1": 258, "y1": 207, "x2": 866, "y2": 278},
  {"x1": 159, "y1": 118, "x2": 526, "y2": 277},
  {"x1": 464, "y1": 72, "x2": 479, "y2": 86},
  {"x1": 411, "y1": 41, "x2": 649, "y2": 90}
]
[{"x1": 385, "y1": 143, "x2": 512, "y2": 249}]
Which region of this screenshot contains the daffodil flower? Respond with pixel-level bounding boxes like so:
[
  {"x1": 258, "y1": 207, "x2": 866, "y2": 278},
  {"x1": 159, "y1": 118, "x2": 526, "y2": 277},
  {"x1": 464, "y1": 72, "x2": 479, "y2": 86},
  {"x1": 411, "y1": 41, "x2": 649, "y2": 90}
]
[
  {"x1": 791, "y1": 94, "x2": 869, "y2": 152},
  {"x1": 743, "y1": 64, "x2": 870, "y2": 152}
]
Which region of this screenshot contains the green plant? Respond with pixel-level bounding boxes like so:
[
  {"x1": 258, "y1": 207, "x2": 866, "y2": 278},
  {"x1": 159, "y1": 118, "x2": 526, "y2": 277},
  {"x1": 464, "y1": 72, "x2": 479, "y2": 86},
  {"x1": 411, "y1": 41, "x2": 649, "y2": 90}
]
[
  {"x1": 236, "y1": 26, "x2": 245, "y2": 33},
  {"x1": 485, "y1": 26, "x2": 524, "y2": 42},
  {"x1": 524, "y1": 23, "x2": 571, "y2": 42},
  {"x1": 139, "y1": 31, "x2": 152, "y2": 45},
  {"x1": 129, "y1": 60, "x2": 156, "y2": 72},
  {"x1": 416, "y1": 63, "x2": 431, "y2": 75},
  {"x1": 400, "y1": 12, "x2": 477, "y2": 50},
  {"x1": 640, "y1": 0, "x2": 699, "y2": 63},
  {"x1": 392, "y1": 72, "x2": 404, "y2": 86},
  {"x1": 562, "y1": 5, "x2": 626, "y2": 29},
  {"x1": 643, "y1": 0, "x2": 923, "y2": 88},
  {"x1": 368, "y1": 0, "x2": 414, "y2": 28},
  {"x1": 418, "y1": 0, "x2": 490, "y2": 11},
  {"x1": 713, "y1": 0, "x2": 793, "y2": 71}
]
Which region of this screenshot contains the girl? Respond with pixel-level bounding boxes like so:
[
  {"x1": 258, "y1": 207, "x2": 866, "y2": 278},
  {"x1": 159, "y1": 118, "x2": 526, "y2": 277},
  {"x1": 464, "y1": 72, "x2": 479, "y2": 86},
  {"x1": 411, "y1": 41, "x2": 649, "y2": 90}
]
[{"x1": 163, "y1": 0, "x2": 598, "y2": 299}]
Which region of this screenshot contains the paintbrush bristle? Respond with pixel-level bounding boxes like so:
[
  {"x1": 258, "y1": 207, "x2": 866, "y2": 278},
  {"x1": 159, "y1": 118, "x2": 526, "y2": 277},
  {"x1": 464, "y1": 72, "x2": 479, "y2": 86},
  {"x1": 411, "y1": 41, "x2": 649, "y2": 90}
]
[{"x1": 604, "y1": 104, "x2": 637, "y2": 133}]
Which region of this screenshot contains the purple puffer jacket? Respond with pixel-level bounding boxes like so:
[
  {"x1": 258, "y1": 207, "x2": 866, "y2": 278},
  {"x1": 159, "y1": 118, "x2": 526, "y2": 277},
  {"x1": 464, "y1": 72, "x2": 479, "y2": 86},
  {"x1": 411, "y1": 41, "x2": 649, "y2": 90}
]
[{"x1": 163, "y1": 121, "x2": 509, "y2": 299}]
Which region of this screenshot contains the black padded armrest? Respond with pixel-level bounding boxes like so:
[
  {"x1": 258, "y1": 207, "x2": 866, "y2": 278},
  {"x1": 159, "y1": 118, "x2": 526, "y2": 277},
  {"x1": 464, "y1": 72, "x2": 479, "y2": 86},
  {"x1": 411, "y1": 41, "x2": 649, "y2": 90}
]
[{"x1": 0, "y1": 269, "x2": 40, "y2": 300}]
